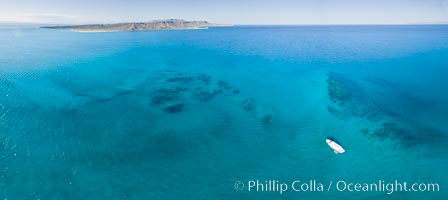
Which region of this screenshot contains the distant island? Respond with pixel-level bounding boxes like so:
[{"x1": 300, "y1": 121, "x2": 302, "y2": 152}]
[{"x1": 41, "y1": 19, "x2": 232, "y2": 32}]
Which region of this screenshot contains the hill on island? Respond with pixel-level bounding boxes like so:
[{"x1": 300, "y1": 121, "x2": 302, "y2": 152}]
[{"x1": 41, "y1": 19, "x2": 231, "y2": 32}]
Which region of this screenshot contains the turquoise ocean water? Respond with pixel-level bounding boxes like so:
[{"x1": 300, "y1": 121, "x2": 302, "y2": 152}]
[{"x1": 0, "y1": 25, "x2": 448, "y2": 199}]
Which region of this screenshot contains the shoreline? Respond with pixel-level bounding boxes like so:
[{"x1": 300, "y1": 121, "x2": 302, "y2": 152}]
[
  {"x1": 42, "y1": 19, "x2": 233, "y2": 33},
  {"x1": 69, "y1": 26, "x2": 218, "y2": 33}
]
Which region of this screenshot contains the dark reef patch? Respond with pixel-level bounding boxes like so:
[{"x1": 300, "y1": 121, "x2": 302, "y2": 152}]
[
  {"x1": 241, "y1": 98, "x2": 257, "y2": 112},
  {"x1": 325, "y1": 72, "x2": 383, "y2": 119},
  {"x1": 327, "y1": 73, "x2": 352, "y2": 104},
  {"x1": 240, "y1": 97, "x2": 276, "y2": 126},
  {"x1": 195, "y1": 73, "x2": 212, "y2": 85},
  {"x1": 216, "y1": 80, "x2": 233, "y2": 91},
  {"x1": 367, "y1": 122, "x2": 417, "y2": 148},
  {"x1": 163, "y1": 103, "x2": 184, "y2": 113},
  {"x1": 146, "y1": 70, "x2": 276, "y2": 126},
  {"x1": 261, "y1": 114, "x2": 273, "y2": 125},
  {"x1": 147, "y1": 70, "x2": 244, "y2": 113},
  {"x1": 325, "y1": 73, "x2": 414, "y2": 148},
  {"x1": 150, "y1": 87, "x2": 187, "y2": 105},
  {"x1": 191, "y1": 87, "x2": 219, "y2": 102},
  {"x1": 165, "y1": 76, "x2": 194, "y2": 83},
  {"x1": 324, "y1": 72, "x2": 448, "y2": 150},
  {"x1": 361, "y1": 128, "x2": 369, "y2": 135}
]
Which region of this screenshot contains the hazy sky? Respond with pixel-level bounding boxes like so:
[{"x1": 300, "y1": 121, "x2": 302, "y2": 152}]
[{"x1": 1, "y1": 0, "x2": 448, "y2": 24}]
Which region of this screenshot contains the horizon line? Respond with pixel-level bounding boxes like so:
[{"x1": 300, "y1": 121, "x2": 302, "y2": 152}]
[{"x1": 1, "y1": 21, "x2": 448, "y2": 26}]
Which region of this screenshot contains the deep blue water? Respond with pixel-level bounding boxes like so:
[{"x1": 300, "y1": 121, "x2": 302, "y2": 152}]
[{"x1": 0, "y1": 25, "x2": 448, "y2": 199}]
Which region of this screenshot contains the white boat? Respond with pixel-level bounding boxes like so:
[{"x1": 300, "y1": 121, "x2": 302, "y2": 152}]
[{"x1": 326, "y1": 139, "x2": 345, "y2": 154}]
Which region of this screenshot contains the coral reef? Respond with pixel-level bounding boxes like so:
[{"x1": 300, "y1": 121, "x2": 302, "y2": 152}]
[
  {"x1": 325, "y1": 73, "x2": 447, "y2": 149},
  {"x1": 145, "y1": 70, "x2": 275, "y2": 125},
  {"x1": 148, "y1": 71, "x2": 241, "y2": 113},
  {"x1": 367, "y1": 122, "x2": 417, "y2": 147},
  {"x1": 327, "y1": 74, "x2": 352, "y2": 104},
  {"x1": 151, "y1": 87, "x2": 187, "y2": 105}
]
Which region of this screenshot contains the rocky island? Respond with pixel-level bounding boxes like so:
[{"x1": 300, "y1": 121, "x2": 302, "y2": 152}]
[{"x1": 41, "y1": 19, "x2": 232, "y2": 32}]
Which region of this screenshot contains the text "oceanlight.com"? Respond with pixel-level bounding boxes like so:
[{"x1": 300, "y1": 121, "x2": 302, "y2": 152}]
[{"x1": 234, "y1": 180, "x2": 440, "y2": 194}]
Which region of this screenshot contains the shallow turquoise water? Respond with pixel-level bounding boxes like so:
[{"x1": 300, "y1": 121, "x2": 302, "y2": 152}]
[{"x1": 0, "y1": 25, "x2": 448, "y2": 199}]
